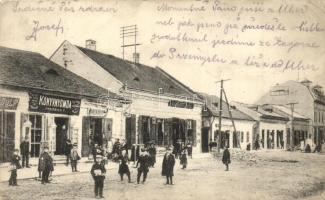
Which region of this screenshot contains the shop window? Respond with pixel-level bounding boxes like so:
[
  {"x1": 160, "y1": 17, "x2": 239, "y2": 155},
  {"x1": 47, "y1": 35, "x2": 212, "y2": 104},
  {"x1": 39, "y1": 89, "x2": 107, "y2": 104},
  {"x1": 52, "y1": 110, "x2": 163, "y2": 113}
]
[{"x1": 29, "y1": 115, "x2": 43, "y2": 157}]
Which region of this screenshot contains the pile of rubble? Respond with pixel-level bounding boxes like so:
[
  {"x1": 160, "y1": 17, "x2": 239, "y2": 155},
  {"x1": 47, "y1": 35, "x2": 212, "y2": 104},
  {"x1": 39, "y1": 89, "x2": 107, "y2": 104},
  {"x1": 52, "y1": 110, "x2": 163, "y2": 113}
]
[{"x1": 229, "y1": 149, "x2": 259, "y2": 165}]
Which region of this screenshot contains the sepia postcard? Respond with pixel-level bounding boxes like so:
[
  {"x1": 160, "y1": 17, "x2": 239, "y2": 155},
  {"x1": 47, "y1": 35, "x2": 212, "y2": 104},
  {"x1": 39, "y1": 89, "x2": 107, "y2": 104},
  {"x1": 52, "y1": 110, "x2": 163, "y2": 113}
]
[{"x1": 0, "y1": 0, "x2": 324, "y2": 199}]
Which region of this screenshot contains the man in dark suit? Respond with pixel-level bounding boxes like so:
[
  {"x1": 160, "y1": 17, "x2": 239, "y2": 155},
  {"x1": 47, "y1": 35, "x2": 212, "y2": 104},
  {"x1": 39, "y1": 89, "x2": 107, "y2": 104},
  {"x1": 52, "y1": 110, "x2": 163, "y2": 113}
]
[
  {"x1": 20, "y1": 137, "x2": 30, "y2": 168},
  {"x1": 162, "y1": 147, "x2": 175, "y2": 185},
  {"x1": 40, "y1": 147, "x2": 54, "y2": 184},
  {"x1": 136, "y1": 148, "x2": 150, "y2": 184}
]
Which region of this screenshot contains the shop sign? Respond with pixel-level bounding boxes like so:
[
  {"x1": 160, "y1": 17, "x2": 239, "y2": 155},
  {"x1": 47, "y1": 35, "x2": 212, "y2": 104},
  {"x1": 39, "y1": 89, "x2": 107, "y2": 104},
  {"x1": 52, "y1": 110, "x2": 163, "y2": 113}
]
[
  {"x1": 0, "y1": 96, "x2": 19, "y2": 110},
  {"x1": 88, "y1": 108, "x2": 107, "y2": 117},
  {"x1": 29, "y1": 93, "x2": 81, "y2": 115}
]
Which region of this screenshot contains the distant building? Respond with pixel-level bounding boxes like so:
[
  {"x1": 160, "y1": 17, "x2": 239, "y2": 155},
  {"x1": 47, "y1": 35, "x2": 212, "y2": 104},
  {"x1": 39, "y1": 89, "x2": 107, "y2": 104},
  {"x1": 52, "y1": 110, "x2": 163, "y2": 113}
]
[
  {"x1": 261, "y1": 104, "x2": 310, "y2": 147},
  {"x1": 199, "y1": 93, "x2": 256, "y2": 151},
  {"x1": 50, "y1": 40, "x2": 203, "y2": 153},
  {"x1": 0, "y1": 46, "x2": 127, "y2": 163},
  {"x1": 257, "y1": 80, "x2": 325, "y2": 146},
  {"x1": 232, "y1": 102, "x2": 288, "y2": 150}
]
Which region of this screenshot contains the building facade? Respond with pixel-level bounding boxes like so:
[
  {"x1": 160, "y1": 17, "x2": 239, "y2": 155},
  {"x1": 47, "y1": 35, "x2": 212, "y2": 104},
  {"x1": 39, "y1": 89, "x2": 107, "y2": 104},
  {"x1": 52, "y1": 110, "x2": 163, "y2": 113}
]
[
  {"x1": 232, "y1": 102, "x2": 289, "y2": 150},
  {"x1": 0, "y1": 46, "x2": 127, "y2": 162},
  {"x1": 50, "y1": 40, "x2": 203, "y2": 153},
  {"x1": 199, "y1": 93, "x2": 256, "y2": 152},
  {"x1": 257, "y1": 80, "x2": 325, "y2": 146}
]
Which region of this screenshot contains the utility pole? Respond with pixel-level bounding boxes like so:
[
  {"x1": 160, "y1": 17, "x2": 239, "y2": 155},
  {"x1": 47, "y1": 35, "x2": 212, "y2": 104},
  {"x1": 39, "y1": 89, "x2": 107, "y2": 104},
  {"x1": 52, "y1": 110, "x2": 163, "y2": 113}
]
[
  {"x1": 120, "y1": 25, "x2": 141, "y2": 63},
  {"x1": 287, "y1": 102, "x2": 298, "y2": 150},
  {"x1": 217, "y1": 80, "x2": 223, "y2": 153},
  {"x1": 216, "y1": 79, "x2": 236, "y2": 153}
]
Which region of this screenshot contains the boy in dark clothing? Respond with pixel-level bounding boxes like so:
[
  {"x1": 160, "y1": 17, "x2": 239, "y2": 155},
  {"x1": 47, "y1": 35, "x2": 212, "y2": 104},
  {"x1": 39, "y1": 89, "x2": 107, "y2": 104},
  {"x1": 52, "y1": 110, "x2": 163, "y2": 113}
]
[
  {"x1": 64, "y1": 139, "x2": 73, "y2": 166},
  {"x1": 180, "y1": 149, "x2": 187, "y2": 169},
  {"x1": 148, "y1": 143, "x2": 157, "y2": 167},
  {"x1": 70, "y1": 144, "x2": 80, "y2": 172},
  {"x1": 136, "y1": 148, "x2": 150, "y2": 184},
  {"x1": 40, "y1": 147, "x2": 54, "y2": 184},
  {"x1": 20, "y1": 138, "x2": 30, "y2": 168},
  {"x1": 9, "y1": 149, "x2": 21, "y2": 186},
  {"x1": 118, "y1": 150, "x2": 131, "y2": 183},
  {"x1": 162, "y1": 147, "x2": 175, "y2": 185},
  {"x1": 222, "y1": 147, "x2": 231, "y2": 171},
  {"x1": 91, "y1": 155, "x2": 106, "y2": 199}
]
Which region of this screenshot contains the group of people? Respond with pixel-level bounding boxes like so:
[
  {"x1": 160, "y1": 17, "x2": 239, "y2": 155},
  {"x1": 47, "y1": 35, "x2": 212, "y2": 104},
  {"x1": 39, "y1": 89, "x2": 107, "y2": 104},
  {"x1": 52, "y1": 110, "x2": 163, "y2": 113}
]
[
  {"x1": 8, "y1": 139, "x2": 55, "y2": 186},
  {"x1": 8, "y1": 137, "x2": 231, "y2": 199}
]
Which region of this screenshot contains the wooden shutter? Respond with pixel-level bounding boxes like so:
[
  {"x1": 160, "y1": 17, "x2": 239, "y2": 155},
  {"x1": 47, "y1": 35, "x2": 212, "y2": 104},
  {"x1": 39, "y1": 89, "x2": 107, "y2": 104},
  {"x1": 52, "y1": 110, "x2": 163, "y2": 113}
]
[
  {"x1": 131, "y1": 115, "x2": 136, "y2": 146},
  {"x1": 4, "y1": 112, "x2": 15, "y2": 162},
  {"x1": 138, "y1": 116, "x2": 143, "y2": 144},
  {"x1": 81, "y1": 117, "x2": 90, "y2": 157},
  {"x1": 192, "y1": 120, "x2": 197, "y2": 147},
  {"x1": 103, "y1": 118, "x2": 113, "y2": 140}
]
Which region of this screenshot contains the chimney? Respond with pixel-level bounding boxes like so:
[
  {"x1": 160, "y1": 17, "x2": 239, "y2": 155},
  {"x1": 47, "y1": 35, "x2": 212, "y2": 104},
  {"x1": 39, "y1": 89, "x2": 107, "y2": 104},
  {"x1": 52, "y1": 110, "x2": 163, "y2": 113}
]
[
  {"x1": 86, "y1": 39, "x2": 96, "y2": 51},
  {"x1": 133, "y1": 53, "x2": 139, "y2": 64}
]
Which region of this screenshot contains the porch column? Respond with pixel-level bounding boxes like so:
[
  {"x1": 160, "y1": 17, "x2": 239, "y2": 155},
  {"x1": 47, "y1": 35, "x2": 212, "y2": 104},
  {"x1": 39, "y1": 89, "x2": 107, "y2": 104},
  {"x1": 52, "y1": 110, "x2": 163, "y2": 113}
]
[{"x1": 47, "y1": 116, "x2": 57, "y2": 157}]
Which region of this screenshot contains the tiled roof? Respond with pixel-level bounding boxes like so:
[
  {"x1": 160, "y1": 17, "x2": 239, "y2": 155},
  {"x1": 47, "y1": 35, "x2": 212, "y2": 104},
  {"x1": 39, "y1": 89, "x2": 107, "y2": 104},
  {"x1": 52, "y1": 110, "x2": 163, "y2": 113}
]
[
  {"x1": 232, "y1": 102, "x2": 288, "y2": 121},
  {"x1": 266, "y1": 105, "x2": 309, "y2": 120},
  {"x1": 77, "y1": 46, "x2": 197, "y2": 99},
  {"x1": 198, "y1": 93, "x2": 255, "y2": 121},
  {"x1": 0, "y1": 46, "x2": 120, "y2": 99}
]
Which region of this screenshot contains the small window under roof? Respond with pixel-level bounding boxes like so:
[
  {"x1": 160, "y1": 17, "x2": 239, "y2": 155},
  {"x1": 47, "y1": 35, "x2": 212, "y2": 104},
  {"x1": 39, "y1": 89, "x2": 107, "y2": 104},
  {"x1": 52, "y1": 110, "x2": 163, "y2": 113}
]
[
  {"x1": 133, "y1": 77, "x2": 140, "y2": 81},
  {"x1": 46, "y1": 69, "x2": 59, "y2": 75}
]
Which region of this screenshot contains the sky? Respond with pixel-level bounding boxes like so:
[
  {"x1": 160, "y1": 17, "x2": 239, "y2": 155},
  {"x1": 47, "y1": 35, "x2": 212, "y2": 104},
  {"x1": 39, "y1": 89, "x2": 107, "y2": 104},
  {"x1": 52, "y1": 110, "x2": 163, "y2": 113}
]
[{"x1": 0, "y1": 0, "x2": 324, "y2": 104}]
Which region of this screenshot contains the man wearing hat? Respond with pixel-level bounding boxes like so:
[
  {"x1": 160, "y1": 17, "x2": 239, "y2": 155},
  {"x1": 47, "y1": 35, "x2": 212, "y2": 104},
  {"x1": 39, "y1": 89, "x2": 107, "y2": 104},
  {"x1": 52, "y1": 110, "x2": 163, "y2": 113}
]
[
  {"x1": 91, "y1": 154, "x2": 106, "y2": 198},
  {"x1": 40, "y1": 146, "x2": 54, "y2": 184},
  {"x1": 70, "y1": 143, "x2": 80, "y2": 172},
  {"x1": 20, "y1": 137, "x2": 30, "y2": 168},
  {"x1": 136, "y1": 148, "x2": 150, "y2": 184},
  {"x1": 64, "y1": 139, "x2": 73, "y2": 166},
  {"x1": 162, "y1": 147, "x2": 175, "y2": 185}
]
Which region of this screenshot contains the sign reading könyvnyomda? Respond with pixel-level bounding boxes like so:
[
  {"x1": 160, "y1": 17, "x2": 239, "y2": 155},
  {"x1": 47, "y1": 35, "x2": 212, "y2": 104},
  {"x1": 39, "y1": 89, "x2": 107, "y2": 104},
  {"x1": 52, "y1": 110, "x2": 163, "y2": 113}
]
[
  {"x1": 0, "y1": 96, "x2": 19, "y2": 110},
  {"x1": 28, "y1": 93, "x2": 81, "y2": 115}
]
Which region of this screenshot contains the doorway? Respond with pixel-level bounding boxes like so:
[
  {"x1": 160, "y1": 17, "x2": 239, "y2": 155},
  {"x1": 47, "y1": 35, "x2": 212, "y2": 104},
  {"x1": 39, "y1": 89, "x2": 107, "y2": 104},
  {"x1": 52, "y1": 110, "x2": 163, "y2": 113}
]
[
  {"x1": 91, "y1": 118, "x2": 103, "y2": 146},
  {"x1": 55, "y1": 117, "x2": 69, "y2": 155},
  {"x1": 201, "y1": 127, "x2": 209, "y2": 152}
]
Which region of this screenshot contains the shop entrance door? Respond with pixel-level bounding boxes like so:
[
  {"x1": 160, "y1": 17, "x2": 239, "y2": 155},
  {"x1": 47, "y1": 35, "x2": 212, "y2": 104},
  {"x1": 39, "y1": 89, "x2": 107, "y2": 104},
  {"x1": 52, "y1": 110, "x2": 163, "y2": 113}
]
[
  {"x1": 0, "y1": 111, "x2": 15, "y2": 163},
  {"x1": 55, "y1": 117, "x2": 69, "y2": 155},
  {"x1": 125, "y1": 115, "x2": 136, "y2": 148},
  {"x1": 201, "y1": 127, "x2": 209, "y2": 152},
  {"x1": 91, "y1": 118, "x2": 103, "y2": 146}
]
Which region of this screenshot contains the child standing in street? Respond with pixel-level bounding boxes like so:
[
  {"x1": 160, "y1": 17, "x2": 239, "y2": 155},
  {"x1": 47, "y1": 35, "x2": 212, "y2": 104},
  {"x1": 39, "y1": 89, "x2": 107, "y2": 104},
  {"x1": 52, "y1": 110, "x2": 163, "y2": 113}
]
[
  {"x1": 118, "y1": 150, "x2": 131, "y2": 183},
  {"x1": 9, "y1": 149, "x2": 21, "y2": 186},
  {"x1": 91, "y1": 155, "x2": 106, "y2": 199},
  {"x1": 162, "y1": 147, "x2": 175, "y2": 185},
  {"x1": 180, "y1": 149, "x2": 188, "y2": 169},
  {"x1": 222, "y1": 146, "x2": 231, "y2": 171},
  {"x1": 70, "y1": 143, "x2": 80, "y2": 172}
]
